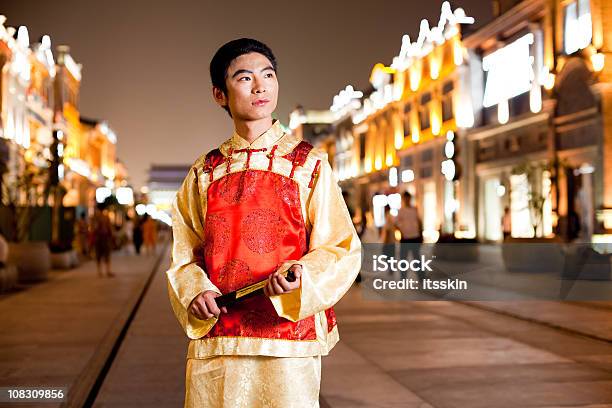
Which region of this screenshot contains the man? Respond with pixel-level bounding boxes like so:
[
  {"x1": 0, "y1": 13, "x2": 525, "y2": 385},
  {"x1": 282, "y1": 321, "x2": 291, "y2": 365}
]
[
  {"x1": 395, "y1": 191, "x2": 423, "y2": 279},
  {"x1": 166, "y1": 38, "x2": 361, "y2": 407}
]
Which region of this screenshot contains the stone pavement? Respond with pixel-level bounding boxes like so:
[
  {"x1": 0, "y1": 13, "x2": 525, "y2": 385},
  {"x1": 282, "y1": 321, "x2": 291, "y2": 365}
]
[
  {"x1": 92, "y1": 246, "x2": 612, "y2": 407},
  {"x1": 328, "y1": 287, "x2": 612, "y2": 407},
  {"x1": 0, "y1": 244, "x2": 167, "y2": 408},
  {"x1": 3, "y1": 241, "x2": 612, "y2": 407},
  {"x1": 92, "y1": 255, "x2": 186, "y2": 407}
]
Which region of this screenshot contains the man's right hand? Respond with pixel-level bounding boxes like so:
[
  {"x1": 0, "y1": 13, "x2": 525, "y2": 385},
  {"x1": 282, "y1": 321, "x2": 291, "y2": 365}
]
[{"x1": 188, "y1": 290, "x2": 227, "y2": 320}]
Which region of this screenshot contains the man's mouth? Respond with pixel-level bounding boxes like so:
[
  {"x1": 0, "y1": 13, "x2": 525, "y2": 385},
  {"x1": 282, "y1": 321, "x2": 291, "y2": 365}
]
[{"x1": 253, "y1": 99, "x2": 270, "y2": 107}]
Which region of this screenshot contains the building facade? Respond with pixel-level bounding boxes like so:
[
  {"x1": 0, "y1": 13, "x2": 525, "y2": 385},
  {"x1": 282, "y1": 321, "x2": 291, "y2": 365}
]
[
  {"x1": 0, "y1": 14, "x2": 130, "y2": 244},
  {"x1": 463, "y1": 0, "x2": 611, "y2": 242},
  {"x1": 296, "y1": 0, "x2": 611, "y2": 243}
]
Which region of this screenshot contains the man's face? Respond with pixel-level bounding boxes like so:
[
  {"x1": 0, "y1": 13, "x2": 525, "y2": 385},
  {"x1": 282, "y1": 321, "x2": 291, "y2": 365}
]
[{"x1": 214, "y1": 52, "x2": 278, "y2": 120}]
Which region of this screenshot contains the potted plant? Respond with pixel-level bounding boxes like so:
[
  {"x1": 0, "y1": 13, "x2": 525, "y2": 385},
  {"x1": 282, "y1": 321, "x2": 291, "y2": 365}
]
[{"x1": 2, "y1": 140, "x2": 54, "y2": 282}]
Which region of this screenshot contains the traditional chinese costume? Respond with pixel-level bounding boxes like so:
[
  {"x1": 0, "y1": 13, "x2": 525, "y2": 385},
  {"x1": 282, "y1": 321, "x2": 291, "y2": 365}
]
[{"x1": 166, "y1": 120, "x2": 361, "y2": 407}]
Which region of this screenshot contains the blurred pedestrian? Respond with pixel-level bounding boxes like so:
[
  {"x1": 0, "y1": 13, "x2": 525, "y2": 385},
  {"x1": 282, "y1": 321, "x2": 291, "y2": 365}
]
[
  {"x1": 92, "y1": 204, "x2": 115, "y2": 278},
  {"x1": 142, "y1": 214, "x2": 158, "y2": 255},
  {"x1": 396, "y1": 191, "x2": 423, "y2": 279},
  {"x1": 133, "y1": 216, "x2": 144, "y2": 255},
  {"x1": 75, "y1": 212, "x2": 90, "y2": 258},
  {"x1": 501, "y1": 206, "x2": 511, "y2": 241}
]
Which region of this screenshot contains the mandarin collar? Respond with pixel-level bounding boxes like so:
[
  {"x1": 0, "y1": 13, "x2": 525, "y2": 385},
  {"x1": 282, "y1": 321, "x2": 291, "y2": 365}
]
[
  {"x1": 229, "y1": 120, "x2": 285, "y2": 150},
  {"x1": 219, "y1": 120, "x2": 302, "y2": 157}
]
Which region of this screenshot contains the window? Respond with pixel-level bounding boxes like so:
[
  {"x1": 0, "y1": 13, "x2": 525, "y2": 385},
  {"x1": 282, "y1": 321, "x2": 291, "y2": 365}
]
[
  {"x1": 421, "y1": 148, "x2": 433, "y2": 163},
  {"x1": 419, "y1": 93, "x2": 431, "y2": 130},
  {"x1": 403, "y1": 103, "x2": 412, "y2": 137},
  {"x1": 564, "y1": 0, "x2": 592, "y2": 54},
  {"x1": 442, "y1": 81, "x2": 454, "y2": 122},
  {"x1": 401, "y1": 154, "x2": 413, "y2": 168}
]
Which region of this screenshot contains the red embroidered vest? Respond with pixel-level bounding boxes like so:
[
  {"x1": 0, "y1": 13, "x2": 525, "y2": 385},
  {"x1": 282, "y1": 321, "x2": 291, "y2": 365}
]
[{"x1": 201, "y1": 141, "x2": 336, "y2": 340}]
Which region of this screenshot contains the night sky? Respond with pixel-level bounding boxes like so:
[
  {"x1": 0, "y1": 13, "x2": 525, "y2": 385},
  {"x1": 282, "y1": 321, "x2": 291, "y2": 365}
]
[{"x1": 0, "y1": 0, "x2": 492, "y2": 188}]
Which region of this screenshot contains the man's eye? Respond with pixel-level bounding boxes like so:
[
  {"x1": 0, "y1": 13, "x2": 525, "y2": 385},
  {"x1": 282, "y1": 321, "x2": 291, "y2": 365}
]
[
  {"x1": 265, "y1": 73, "x2": 274, "y2": 78},
  {"x1": 239, "y1": 77, "x2": 250, "y2": 81}
]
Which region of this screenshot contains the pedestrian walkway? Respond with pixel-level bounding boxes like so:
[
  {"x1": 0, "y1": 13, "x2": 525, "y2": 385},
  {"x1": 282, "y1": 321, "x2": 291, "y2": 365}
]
[
  {"x1": 6, "y1": 241, "x2": 612, "y2": 407},
  {"x1": 93, "y1": 254, "x2": 186, "y2": 407},
  {"x1": 93, "y1": 247, "x2": 612, "y2": 407},
  {"x1": 327, "y1": 286, "x2": 612, "y2": 407},
  {"x1": 0, "y1": 245, "x2": 167, "y2": 408},
  {"x1": 465, "y1": 299, "x2": 612, "y2": 343}
]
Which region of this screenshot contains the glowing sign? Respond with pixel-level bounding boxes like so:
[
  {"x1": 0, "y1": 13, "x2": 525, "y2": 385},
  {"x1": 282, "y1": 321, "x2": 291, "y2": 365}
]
[{"x1": 482, "y1": 34, "x2": 534, "y2": 108}]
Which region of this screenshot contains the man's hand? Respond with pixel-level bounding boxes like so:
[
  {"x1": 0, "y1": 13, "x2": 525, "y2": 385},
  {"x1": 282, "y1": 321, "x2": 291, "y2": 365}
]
[
  {"x1": 264, "y1": 264, "x2": 302, "y2": 297},
  {"x1": 189, "y1": 290, "x2": 227, "y2": 320}
]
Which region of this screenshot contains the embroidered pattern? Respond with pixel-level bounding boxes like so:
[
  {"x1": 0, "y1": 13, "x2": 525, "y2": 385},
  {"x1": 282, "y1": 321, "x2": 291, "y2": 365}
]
[
  {"x1": 218, "y1": 171, "x2": 259, "y2": 204},
  {"x1": 294, "y1": 317, "x2": 315, "y2": 339},
  {"x1": 217, "y1": 259, "x2": 253, "y2": 293},
  {"x1": 241, "y1": 208, "x2": 287, "y2": 254},
  {"x1": 204, "y1": 214, "x2": 230, "y2": 257},
  {"x1": 281, "y1": 141, "x2": 312, "y2": 165},
  {"x1": 240, "y1": 309, "x2": 283, "y2": 338},
  {"x1": 273, "y1": 176, "x2": 300, "y2": 208},
  {"x1": 325, "y1": 308, "x2": 337, "y2": 332},
  {"x1": 282, "y1": 141, "x2": 313, "y2": 179},
  {"x1": 225, "y1": 148, "x2": 234, "y2": 173}
]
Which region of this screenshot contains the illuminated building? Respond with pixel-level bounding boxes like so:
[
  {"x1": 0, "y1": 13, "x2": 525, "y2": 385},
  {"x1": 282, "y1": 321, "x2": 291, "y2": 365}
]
[
  {"x1": 463, "y1": 0, "x2": 612, "y2": 241},
  {"x1": 0, "y1": 21, "x2": 32, "y2": 205},
  {"x1": 79, "y1": 117, "x2": 120, "y2": 210},
  {"x1": 53, "y1": 44, "x2": 88, "y2": 209},
  {"x1": 319, "y1": 2, "x2": 475, "y2": 241},
  {"x1": 25, "y1": 35, "x2": 56, "y2": 206}
]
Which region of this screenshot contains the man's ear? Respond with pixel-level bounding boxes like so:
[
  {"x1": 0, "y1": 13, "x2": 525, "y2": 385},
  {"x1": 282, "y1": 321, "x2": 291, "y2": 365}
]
[{"x1": 212, "y1": 86, "x2": 228, "y2": 109}]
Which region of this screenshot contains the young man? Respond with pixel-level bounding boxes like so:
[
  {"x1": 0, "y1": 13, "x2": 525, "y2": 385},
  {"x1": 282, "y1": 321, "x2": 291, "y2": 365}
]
[{"x1": 166, "y1": 38, "x2": 361, "y2": 408}]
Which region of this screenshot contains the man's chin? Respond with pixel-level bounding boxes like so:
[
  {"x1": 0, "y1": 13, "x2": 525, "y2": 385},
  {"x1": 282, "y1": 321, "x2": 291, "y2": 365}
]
[{"x1": 237, "y1": 110, "x2": 275, "y2": 122}]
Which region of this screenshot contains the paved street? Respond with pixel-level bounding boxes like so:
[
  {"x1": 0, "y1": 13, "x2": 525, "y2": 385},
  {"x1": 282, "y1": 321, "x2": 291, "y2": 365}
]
[
  {"x1": 2, "y1": 244, "x2": 612, "y2": 407},
  {"x1": 89, "y1": 247, "x2": 612, "y2": 407},
  {"x1": 0, "y1": 245, "x2": 166, "y2": 408}
]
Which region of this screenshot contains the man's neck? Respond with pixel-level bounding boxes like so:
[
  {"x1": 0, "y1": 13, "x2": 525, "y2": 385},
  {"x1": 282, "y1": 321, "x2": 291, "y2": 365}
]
[{"x1": 233, "y1": 117, "x2": 274, "y2": 145}]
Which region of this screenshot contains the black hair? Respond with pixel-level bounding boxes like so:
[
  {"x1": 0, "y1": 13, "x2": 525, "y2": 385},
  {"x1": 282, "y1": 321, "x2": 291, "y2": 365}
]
[{"x1": 209, "y1": 38, "x2": 278, "y2": 116}]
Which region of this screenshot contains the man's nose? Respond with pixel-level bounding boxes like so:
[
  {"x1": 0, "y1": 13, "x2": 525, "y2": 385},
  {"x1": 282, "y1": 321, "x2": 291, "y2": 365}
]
[{"x1": 253, "y1": 77, "x2": 266, "y2": 94}]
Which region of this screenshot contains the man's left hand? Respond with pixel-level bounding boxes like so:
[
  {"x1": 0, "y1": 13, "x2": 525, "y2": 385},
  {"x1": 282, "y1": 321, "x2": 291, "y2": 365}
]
[{"x1": 264, "y1": 264, "x2": 302, "y2": 297}]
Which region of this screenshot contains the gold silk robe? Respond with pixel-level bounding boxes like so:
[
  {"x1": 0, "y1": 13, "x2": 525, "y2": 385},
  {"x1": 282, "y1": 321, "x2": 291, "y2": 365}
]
[{"x1": 166, "y1": 120, "x2": 361, "y2": 360}]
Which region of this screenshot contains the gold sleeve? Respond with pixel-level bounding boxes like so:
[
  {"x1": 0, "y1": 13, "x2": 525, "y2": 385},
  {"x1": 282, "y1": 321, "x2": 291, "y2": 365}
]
[
  {"x1": 270, "y1": 155, "x2": 362, "y2": 321},
  {"x1": 166, "y1": 166, "x2": 221, "y2": 339}
]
